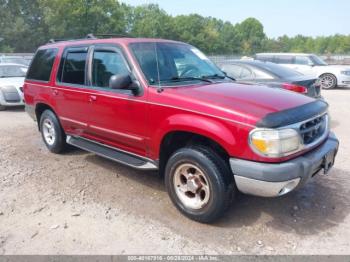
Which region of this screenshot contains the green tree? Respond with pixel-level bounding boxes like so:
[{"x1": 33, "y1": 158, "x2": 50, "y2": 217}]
[
  {"x1": 0, "y1": 0, "x2": 48, "y2": 52},
  {"x1": 128, "y1": 4, "x2": 175, "y2": 39},
  {"x1": 236, "y1": 18, "x2": 266, "y2": 54},
  {"x1": 41, "y1": 0, "x2": 128, "y2": 39},
  {"x1": 0, "y1": 0, "x2": 349, "y2": 55}
]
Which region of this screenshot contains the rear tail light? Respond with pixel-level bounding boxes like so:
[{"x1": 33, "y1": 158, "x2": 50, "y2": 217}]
[{"x1": 282, "y1": 83, "x2": 307, "y2": 94}]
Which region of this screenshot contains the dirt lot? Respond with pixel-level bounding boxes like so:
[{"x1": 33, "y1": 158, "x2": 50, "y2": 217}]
[{"x1": 0, "y1": 89, "x2": 349, "y2": 255}]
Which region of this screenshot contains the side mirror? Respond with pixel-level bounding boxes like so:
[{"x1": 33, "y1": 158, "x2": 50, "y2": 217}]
[
  {"x1": 109, "y1": 74, "x2": 140, "y2": 95},
  {"x1": 109, "y1": 74, "x2": 132, "y2": 89}
]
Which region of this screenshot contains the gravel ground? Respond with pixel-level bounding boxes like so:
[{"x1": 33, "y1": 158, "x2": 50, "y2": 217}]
[{"x1": 0, "y1": 89, "x2": 349, "y2": 255}]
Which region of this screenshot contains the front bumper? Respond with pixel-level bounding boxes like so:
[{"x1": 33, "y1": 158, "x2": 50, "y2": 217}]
[
  {"x1": 0, "y1": 87, "x2": 24, "y2": 107},
  {"x1": 338, "y1": 74, "x2": 350, "y2": 87},
  {"x1": 230, "y1": 132, "x2": 339, "y2": 197}
]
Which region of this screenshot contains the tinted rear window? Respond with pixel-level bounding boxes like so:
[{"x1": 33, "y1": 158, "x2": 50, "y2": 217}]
[
  {"x1": 26, "y1": 48, "x2": 58, "y2": 81},
  {"x1": 60, "y1": 51, "x2": 87, "y2": 85}
]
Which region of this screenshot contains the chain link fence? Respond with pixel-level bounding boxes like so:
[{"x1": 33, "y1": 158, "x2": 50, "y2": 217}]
[{"x1": 208, "y1": 54, "x2": 350, "y2": 65}]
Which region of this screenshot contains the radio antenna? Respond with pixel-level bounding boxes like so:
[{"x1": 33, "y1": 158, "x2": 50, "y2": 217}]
[{"x1": 154, "y1": 42, "x2": 163, "y2": 93}]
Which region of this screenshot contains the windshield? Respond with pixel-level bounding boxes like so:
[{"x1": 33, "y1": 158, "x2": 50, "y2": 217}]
[
  {"x1": 129, "y1": 42, "x2": 225, "y2": 85},
  {"x1": 1, "y1": 57, "x2": 31, "y2": 66},
  {"x1": 0, "y1": 65, "x2": 28, "y2": 78},
  {"x1": 254, "y1": 61, "x2": 302, "y2": 78},
  {"x1": 310, "y1": 55, "x2": 328, "y2": 66}
]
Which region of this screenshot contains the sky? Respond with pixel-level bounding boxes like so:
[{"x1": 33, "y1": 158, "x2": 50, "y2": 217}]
[{"x1": 121, "y1": 0, "x2": 350, "y2": 38}]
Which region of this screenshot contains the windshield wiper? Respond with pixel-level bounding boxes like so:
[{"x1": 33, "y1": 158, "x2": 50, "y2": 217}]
[
  {"x1": 202, "y1": 74, "x2": 226, "y2": 79},
  {"x1": 203, "y1": 73, "x2": 236, "y2": 81},
  {"x1": 162, "y1": 76, "x2": 213, "y2": 83}
]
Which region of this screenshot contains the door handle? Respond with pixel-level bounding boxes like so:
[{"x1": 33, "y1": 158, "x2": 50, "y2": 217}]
[
  {"x1": 89, "y1": 95, "x2": 97, "y2": 102},
  {"x1": 53, "y1": 89, "x2": 59, "y2": 95}
]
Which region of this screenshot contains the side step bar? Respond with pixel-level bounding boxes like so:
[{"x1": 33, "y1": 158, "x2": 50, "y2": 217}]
[{"x1": 66, "y1": 135, "x2": 158, "y2": 170}]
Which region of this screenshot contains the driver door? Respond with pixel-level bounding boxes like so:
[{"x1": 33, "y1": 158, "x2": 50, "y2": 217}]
[{"x1": 86, "y1": 45, "x2": 148, "y2": 156}]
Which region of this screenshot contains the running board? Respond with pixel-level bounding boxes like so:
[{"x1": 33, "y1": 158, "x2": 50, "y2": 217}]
[{"x1": 66, "y1": 135, "x2": 158, "y2": 170}]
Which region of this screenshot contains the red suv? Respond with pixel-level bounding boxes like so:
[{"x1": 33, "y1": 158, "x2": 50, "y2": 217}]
[{"x1": 24, "y1": 36, "x2": 339, "y2": 223}]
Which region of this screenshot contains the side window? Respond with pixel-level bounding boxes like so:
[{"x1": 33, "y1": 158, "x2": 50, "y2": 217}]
[
  {"x1": 275, "y1": 56, "x2": 294, "y2": 64},
  {"x1": 295, "y1": 56, "x2": 312, "y2": 65},
  {"x1": 26, "y1": 48, "x2": 58, "y2": 81},
  {"x1": 92, "y1": 50, "x2": 129, "y2": 88},
  {"x1": 60, "y1": 50, "x2": 87, "y2": 85},
  {"x1": 222, "y1": 64, "x2": 253, "y2": 80}
]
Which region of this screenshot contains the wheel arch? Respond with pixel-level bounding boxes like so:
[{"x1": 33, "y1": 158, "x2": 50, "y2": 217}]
[
  {"x1": 155, "y1": 114, "x2": 237, "y2": 175},
  {"x1": 318, "y1": 72, "x2": 338, "y2": 89},
  {"x1": 35, "y1": 102, "x2": 58, "y2": 131},
  {"x1": 318, "y1": 72, "x2": 338, "y2": 81}
]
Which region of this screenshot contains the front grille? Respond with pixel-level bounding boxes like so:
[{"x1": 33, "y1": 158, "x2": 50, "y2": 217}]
[
  {"x1": 1, "y1": 86, "x2": 21, "y2": 103},
  {"x1": 4, "y1": 92, "x2": 20, "y2": 102},
  {"x1": 299, "y1": 114, "x2": 327, "y2": 145}
]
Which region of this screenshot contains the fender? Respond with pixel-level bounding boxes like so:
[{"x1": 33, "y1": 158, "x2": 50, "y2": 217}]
[{"x1": 151, "y1": 113, "x2": 238, "y2": 159}]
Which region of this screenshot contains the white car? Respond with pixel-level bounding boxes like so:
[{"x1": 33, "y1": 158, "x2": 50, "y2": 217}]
[
  {"x1": 0, "y1": 55, "x2": 32, "y2": 66},
  {"x1": 0, "y1": 63, "x2": 27, "y2": 110},
  {"x1": 255, "y1": 53, "x2": 350, "y2": 89}
]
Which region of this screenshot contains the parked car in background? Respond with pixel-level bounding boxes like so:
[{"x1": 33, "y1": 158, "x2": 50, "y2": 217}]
[
  {"x1": 0, "y1": 55, "x2": 33, "y2": 66},
  {"x1": 255, "y1": 53, "x2": 350, "y2": 89},
  {"x1": 24, "y1": 36, "x2": 338, "y2": 222},
  {"x1": 220, "y1": 60, "x2": 321, "y2": 98},
  {"x1": 0, "y1": 63, "x2": 27, "y2": 110}
]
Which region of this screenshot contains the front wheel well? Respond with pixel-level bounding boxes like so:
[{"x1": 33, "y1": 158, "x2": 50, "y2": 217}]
[
  {"x1": 158, "y1": 131, "x2": 230, "y2": 177},
  {"x1": 319, "y1": 73, "x2": 338, "y2": 81}
]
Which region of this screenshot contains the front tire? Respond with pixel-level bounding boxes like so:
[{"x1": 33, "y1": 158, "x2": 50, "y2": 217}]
[
  {"x1": 165, "y1": 146, "x2": 234, "y2": 223},
  {"x1": 320, "y1": 73, "x2": 337, "y2": 89},
  {"x1": 39, "y1": 110, "x2": 67, "y2": 153}
]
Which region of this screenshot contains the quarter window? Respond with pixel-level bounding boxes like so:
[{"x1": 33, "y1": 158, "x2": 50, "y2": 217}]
[
  {"x1": 26, "y1": 48, "x2": 58, "y2": 81},
  {"x1": 253, "y1": 68, "x2": 274, "y2": 79},
  {"x1": 92, "y1": 50, "x2": 129, "y2": 88},
  {"x1": 60, "y1": 50, "x2": 87, "y2": 85}
]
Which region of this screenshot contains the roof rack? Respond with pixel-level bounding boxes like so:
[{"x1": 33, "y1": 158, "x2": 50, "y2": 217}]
[
  {"x1": 48, "y1": 33, "x2": 132, "y2": 44},
  {"x1": 87, "y1": 33, "x2": 132, "y2": 39}
]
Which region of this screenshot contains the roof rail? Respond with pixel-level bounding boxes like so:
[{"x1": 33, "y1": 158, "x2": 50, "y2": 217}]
[
  {"x1": 47, "y1": 33, "x2": 132, "y2": 44},
  {"x1": 86, "y1": 33, "x2": 133, "y2": 39},
  {"x1": 47, "y1": 37, "x2": 89, "y2": 44}
]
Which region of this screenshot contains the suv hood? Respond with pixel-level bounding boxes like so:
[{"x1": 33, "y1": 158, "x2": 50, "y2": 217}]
[
  {"x1": 323, "y1": 64, "x2": 350, "y2": 70},
  {"x1": 167, "y1": 82, "x2": 315, "y2": 126},
  {"x1": 315, "y1": 64, "x2": 350, "y2": 73}
]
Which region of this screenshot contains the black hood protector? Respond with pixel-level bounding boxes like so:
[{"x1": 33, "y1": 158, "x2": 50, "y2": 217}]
[{"x1": 256, "y1": 100, "x2": 328, "y2": 128}]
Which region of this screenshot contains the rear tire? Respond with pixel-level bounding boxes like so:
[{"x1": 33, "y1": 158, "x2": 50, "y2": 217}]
[
  {"x1": 165, "y1": 146, "x2": 234, "y2": 223},
  {"x1": 320, "y1": 73, "x2": 337, "y2": 89},
  {"x1": 39, "y1": 110, "x2": 67, "y2": 153},
  {"x1": 0, "y1": 105, "x2": 6, "y2": 111}
]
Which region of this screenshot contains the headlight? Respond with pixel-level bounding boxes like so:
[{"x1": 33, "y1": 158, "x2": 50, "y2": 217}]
[
  {"x1": 341, "y1": 71, "x2": 350, "y2": 76},
  {"x1": 249, "y1": 128, "x2": 301, "y2": 158}
]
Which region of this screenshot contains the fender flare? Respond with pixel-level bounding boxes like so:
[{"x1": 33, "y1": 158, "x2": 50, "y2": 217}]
[{"x1": 152, "y1": 113, "x2": 237, "y2": 158}]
